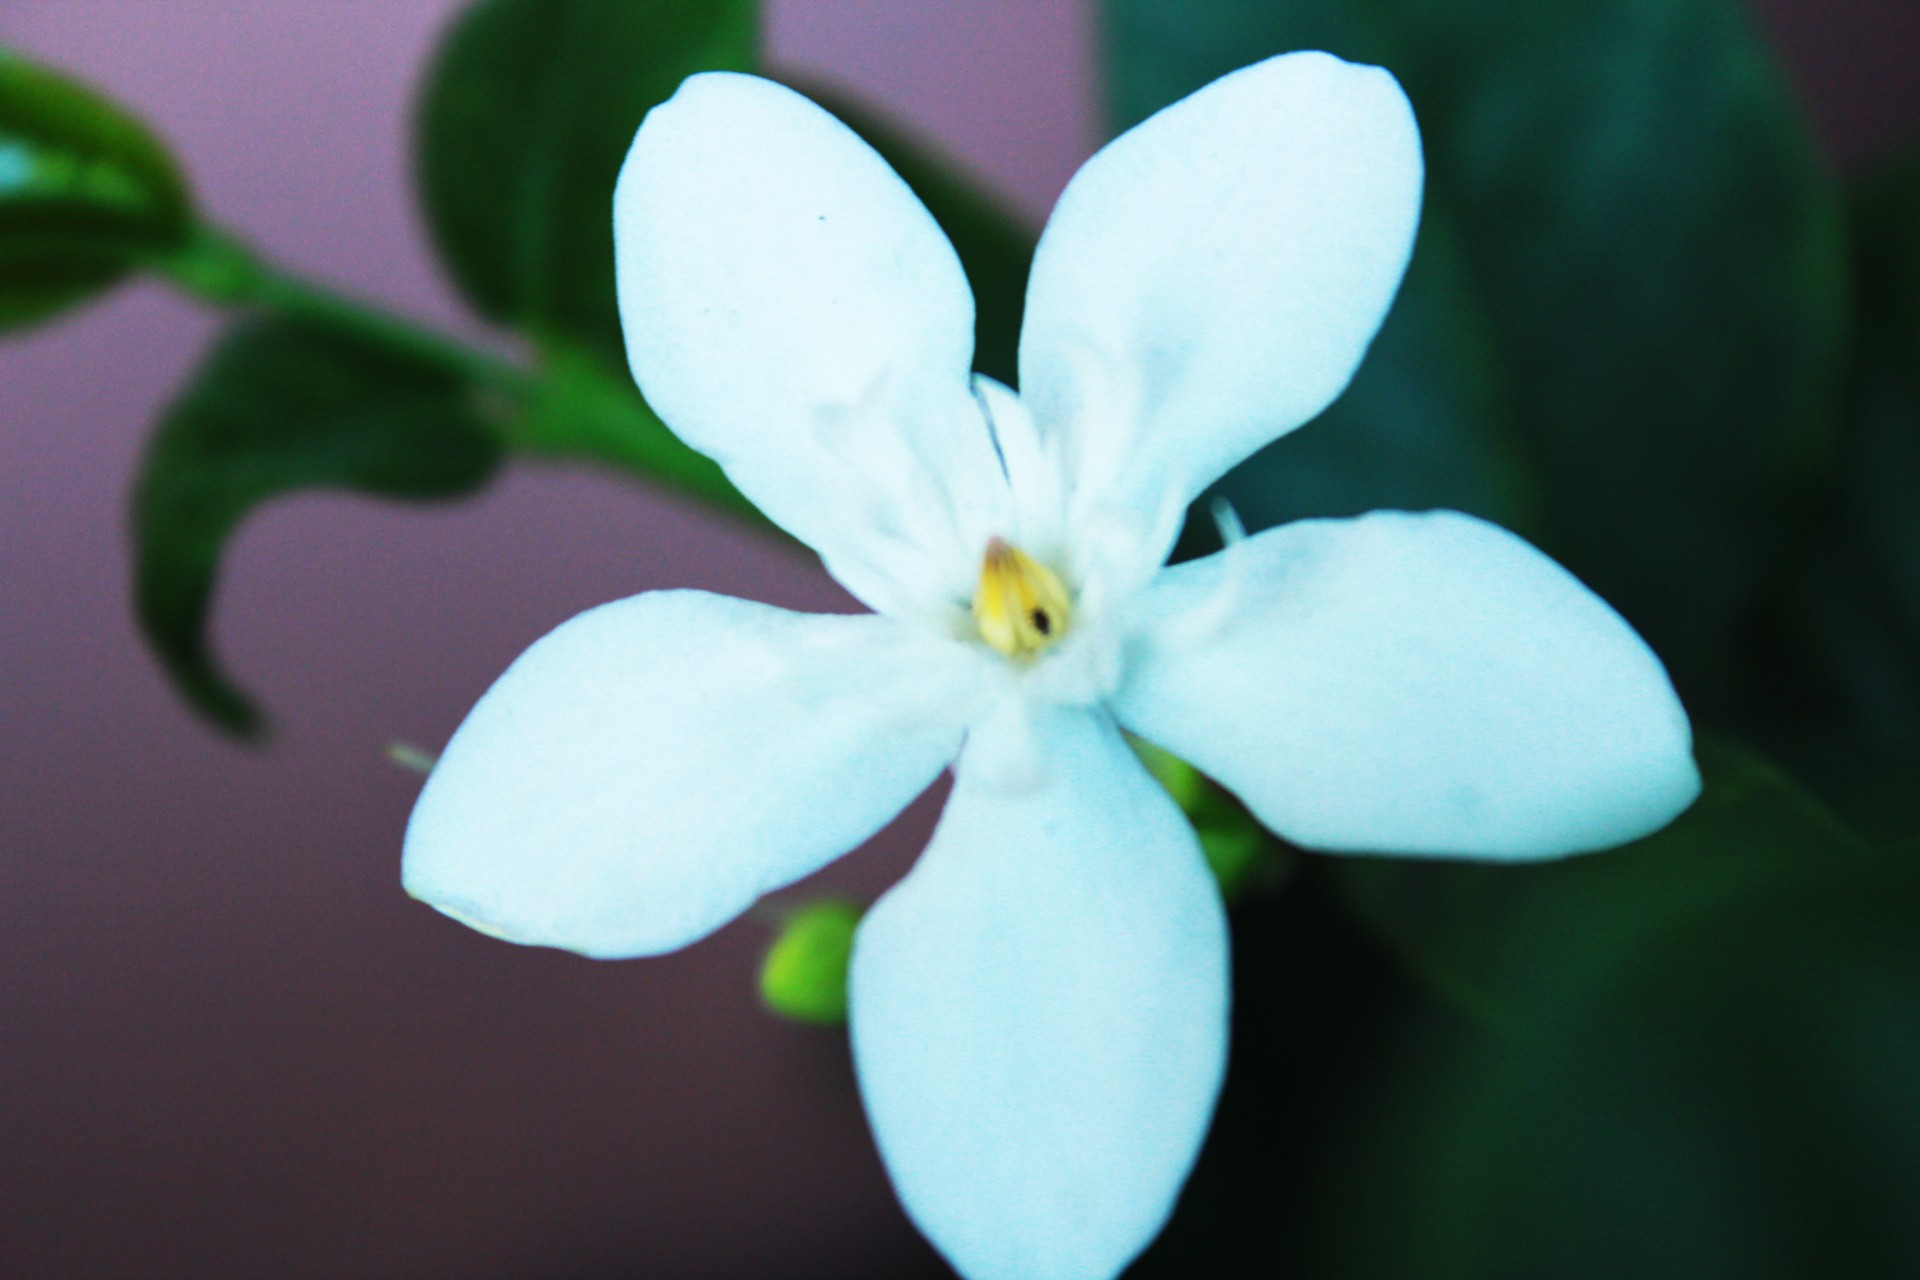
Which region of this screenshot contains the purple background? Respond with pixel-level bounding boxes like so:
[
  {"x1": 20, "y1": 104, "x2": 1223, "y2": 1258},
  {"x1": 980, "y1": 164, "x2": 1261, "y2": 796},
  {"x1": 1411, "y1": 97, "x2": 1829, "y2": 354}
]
[{"x1": 0, "y1": 1, "x2": 1914, "y2": 1276}]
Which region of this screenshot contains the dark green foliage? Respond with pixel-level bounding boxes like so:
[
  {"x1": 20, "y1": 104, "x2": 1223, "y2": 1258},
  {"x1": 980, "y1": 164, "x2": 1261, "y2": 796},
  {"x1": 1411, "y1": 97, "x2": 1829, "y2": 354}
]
[
  {"x1": 414, "y1": 0, "x2": 755, "y2": 364},
  {"x1": 133, "y1": 317, "x2": 502, "y2": 735},
  {"x1": 0, "y1": 46, "x2": 193, "y2": 329},
  {"x1": 1138, "y1": 746, "x2": 1920, "y2": 1278},
  {"x1": 1314, "y1": 745, "x2": 1920, "y2": 1280},
  {"x1": 1333, "y1": 741, "x2": 1877, "y2": 1023},
  {"x1": 1742, "y1": 153, "x2": 1920, "y2": 833},
  {"x1": 1835, "y1": 155, "x2": 1920, "y2": 725}
]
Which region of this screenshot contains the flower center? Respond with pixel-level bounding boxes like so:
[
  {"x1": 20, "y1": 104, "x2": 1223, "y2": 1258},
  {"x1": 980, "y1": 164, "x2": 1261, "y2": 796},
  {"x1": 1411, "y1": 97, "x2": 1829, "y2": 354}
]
[{"x1": 972, "y1": 537, "x2": 1072, "y2": 660}]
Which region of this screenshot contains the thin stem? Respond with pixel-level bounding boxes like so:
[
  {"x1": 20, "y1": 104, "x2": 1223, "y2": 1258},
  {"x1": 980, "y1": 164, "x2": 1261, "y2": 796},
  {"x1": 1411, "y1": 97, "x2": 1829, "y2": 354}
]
[
  {"x1": 384, "y1": 741, "x2": 439, "y2": 775},
  {"x1": 152, "y1": 222, "x2": 779, "y2": 534},
  {"x1": 157, "y1": 224, "x2": 531, "y2": 394}
]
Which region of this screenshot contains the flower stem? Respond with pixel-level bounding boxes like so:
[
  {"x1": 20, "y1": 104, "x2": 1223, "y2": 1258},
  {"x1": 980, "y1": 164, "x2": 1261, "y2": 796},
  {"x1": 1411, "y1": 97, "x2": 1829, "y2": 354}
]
[
  {"x1": 151, "y1": 223, "x2": 775, "y2": 531},
  {"x1": 157, "y1": 225, "x2": 527, "y2": 392}
]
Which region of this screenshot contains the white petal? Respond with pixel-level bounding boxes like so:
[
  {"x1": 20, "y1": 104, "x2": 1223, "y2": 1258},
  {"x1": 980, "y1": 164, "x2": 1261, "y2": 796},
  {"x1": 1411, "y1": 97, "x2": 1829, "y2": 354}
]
[
  {"x1": 1020, "y1": 52, "x2": 1423, "y2": 583},
  {"x1": 850, "y1": 702, "x2": 1228, "y2": 1280},
  {"x1": 1115, "y1": 512, "x2": 1700, "y2": 859},
  {"x1": 403, "y1": 591, "x2": 979, "y2": 959},
  {"x1": 971, "y1": 374, "x2": 1067, "y2": 564},
  {"x1": 615, "y1": 74, "x2": 1009, "y2": 618}
]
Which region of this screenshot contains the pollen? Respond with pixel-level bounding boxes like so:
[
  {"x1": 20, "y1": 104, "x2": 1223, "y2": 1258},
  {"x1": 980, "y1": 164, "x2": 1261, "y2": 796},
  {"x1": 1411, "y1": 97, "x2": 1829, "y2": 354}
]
[{"x1": 972, "y1": 537, "x2": 1072, "y2": 659}]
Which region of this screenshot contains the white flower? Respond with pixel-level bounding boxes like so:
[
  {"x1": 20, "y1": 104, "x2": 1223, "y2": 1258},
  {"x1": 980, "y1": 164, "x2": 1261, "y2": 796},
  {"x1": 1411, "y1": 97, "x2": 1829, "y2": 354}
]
[{"x1": 402, "y1": 52, "x2": 1700, "y2": 1280}]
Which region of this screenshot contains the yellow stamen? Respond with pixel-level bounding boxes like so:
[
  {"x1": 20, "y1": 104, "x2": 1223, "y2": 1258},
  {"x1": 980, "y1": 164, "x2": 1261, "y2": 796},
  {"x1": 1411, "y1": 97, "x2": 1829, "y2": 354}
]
[{"x1": 972, "y1": 537, "x2": 1072, "y2": 659}]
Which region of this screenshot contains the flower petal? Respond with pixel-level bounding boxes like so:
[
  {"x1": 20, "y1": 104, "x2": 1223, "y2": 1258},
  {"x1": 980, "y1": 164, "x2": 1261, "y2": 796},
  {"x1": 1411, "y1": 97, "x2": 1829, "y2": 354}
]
[
  {"x1": 850, "y1": 702, "x2": 1228, "y2": 1280},
  {"x1": 615, "y1": 73, "x2": 1009, "y2": 619},
  {"x1": 1019, "y1": 52, "x2": 1423, "y2": 583},
  {"x1": 1115, "y1": 511, "x2": 1700, "y2": 859},
  {"x1": 403, "y1": 591, "x2": 979, "y2": 959}
]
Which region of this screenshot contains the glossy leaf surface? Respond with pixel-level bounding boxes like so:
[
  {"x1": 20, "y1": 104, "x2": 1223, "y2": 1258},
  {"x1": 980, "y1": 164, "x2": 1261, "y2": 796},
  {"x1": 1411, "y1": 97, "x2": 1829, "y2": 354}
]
[{"x1": 0, "y1": 46, "x2": 192, "y2": 329}]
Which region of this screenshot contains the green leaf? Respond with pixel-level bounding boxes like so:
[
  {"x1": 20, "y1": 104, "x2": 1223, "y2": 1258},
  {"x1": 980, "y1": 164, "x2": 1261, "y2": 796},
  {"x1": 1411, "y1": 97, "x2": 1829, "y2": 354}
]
[
  {"x1": 1719, "y1": 152, "x2": 1920, "y2": 833},
  {"x1": 1136, "y1": 744, "x2": 1920, "y2": 1279},
  {"x1": 133, "y1": 316, "x2": 503, "y2": 736},
  {"x1": 1304, "y1": 748, "x2": 1920, "y2": 1280},
  {"x1": 1818, "y1": 156, "x2": 1920, "y2": 705},
  {"x1": 1105, "y1": 0, "x2": 1850, "y2": 691},
  {"x1": 778, "y1": 78, "x2": 1038, "y2": 388},
  {"x1": 1853, "y1": 152, "x2": 1920, "y2": 375},
  {"x1": 0, "y1": 45, "x2": 193, "y2": 329},
  {"x1": 759, "y1": 897, "x2": 862, "y2": 1025},
  {"x1": 1379, "y1": 893, "x2": 1920, "y2": 1280},
  {"x1": 414, "y1": 0, "x2": 754, "y2": 364},
  {"x1": 1196, "y1": 820, "x2": 1287, "y2": 905},
  {"x1": 1132, "y1": 735, "x2": 1207, "y2": 811},
  {"x1": 1133, "y1": 737, "x2": 1292, "y2": 902},
  {"x1": 1330, "y1": 739, "x2": 1877, "y2": 1022}
]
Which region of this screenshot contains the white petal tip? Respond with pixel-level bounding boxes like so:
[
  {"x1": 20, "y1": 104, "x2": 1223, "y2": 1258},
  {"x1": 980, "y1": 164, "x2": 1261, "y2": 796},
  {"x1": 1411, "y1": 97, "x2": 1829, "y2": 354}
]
[{"x1": 419, "y1": 894, "x2": 529, "y2": 946}]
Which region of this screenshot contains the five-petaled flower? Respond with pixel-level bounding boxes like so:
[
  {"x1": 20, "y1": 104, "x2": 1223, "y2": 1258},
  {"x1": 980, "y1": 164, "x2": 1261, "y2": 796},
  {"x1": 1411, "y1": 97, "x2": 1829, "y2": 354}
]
[{"x1": 403, "y1": 52, "x2": 1700, "y2": 1280}]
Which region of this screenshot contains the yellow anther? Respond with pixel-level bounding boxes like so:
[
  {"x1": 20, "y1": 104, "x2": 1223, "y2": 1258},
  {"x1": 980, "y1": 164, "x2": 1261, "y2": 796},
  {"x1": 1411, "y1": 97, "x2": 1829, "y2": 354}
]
[{"x1": 972, "y1": 537, "x2": 1072, "y2": 659}]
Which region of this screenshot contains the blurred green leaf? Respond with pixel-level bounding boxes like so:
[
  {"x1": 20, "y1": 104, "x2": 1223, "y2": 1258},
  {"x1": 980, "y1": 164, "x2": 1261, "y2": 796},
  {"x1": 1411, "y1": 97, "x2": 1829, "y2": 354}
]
[
  {"x1": 1196, "y1": 820, "x2": 1287, "y2": 905},
  {"x1": 1363, "y1": 893, "x2": 1920, "y2": 1280},
  {"x1": 1724, "y1": 152, "x2": 1920, "y2": 834},
  {"x1": 1133, "y1": 735, "x2": 1207, "y2": 811},
  {"x1": 779, "y1": 77, "x2": 1037, "y2": 388},
  {"x1": 1817, "y1": 156, "x2": 1920, "y2": 716},
  {"x1": 414, "y1": 0, "x2": 753, "y2": 365},
  {"x1": 133, "y1": 317, "x2": 502, "y2": 736},
  {"x1": 160, "y1": 228, "x2": 766, "y2": 531},
  {"x1": 1139, "y1": 745, "x2": 1920, "y2": 1279},
  {"x1": 1107, "y1": 0, "x2": 1850, "y2": 693},
  {"x1": 1854, "y1": 152, "x2": 1920, "y2": 373},
  {"x1": 1134, "y1": 737, "x2": 1292, "y2": 903},
  {"x1": 759, "y1": 897, "x2": 862, "y2": 1025},
  {"x1": 1302, "y1": 748, "x2": 1920, "y2": 1280},
  {"x1": 0, "y1": 45, "x2": 192, "y2": 329},
  {"x1": 1331, "y1": 740, "x2": 1875, "y2": 1022}
]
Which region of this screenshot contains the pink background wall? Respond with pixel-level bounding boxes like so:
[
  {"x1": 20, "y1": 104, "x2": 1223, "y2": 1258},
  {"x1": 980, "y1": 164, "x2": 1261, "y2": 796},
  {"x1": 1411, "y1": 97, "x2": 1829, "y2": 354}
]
[{"x1": 0, "y1": 1, "x2": 1913, "y2": 1276}]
